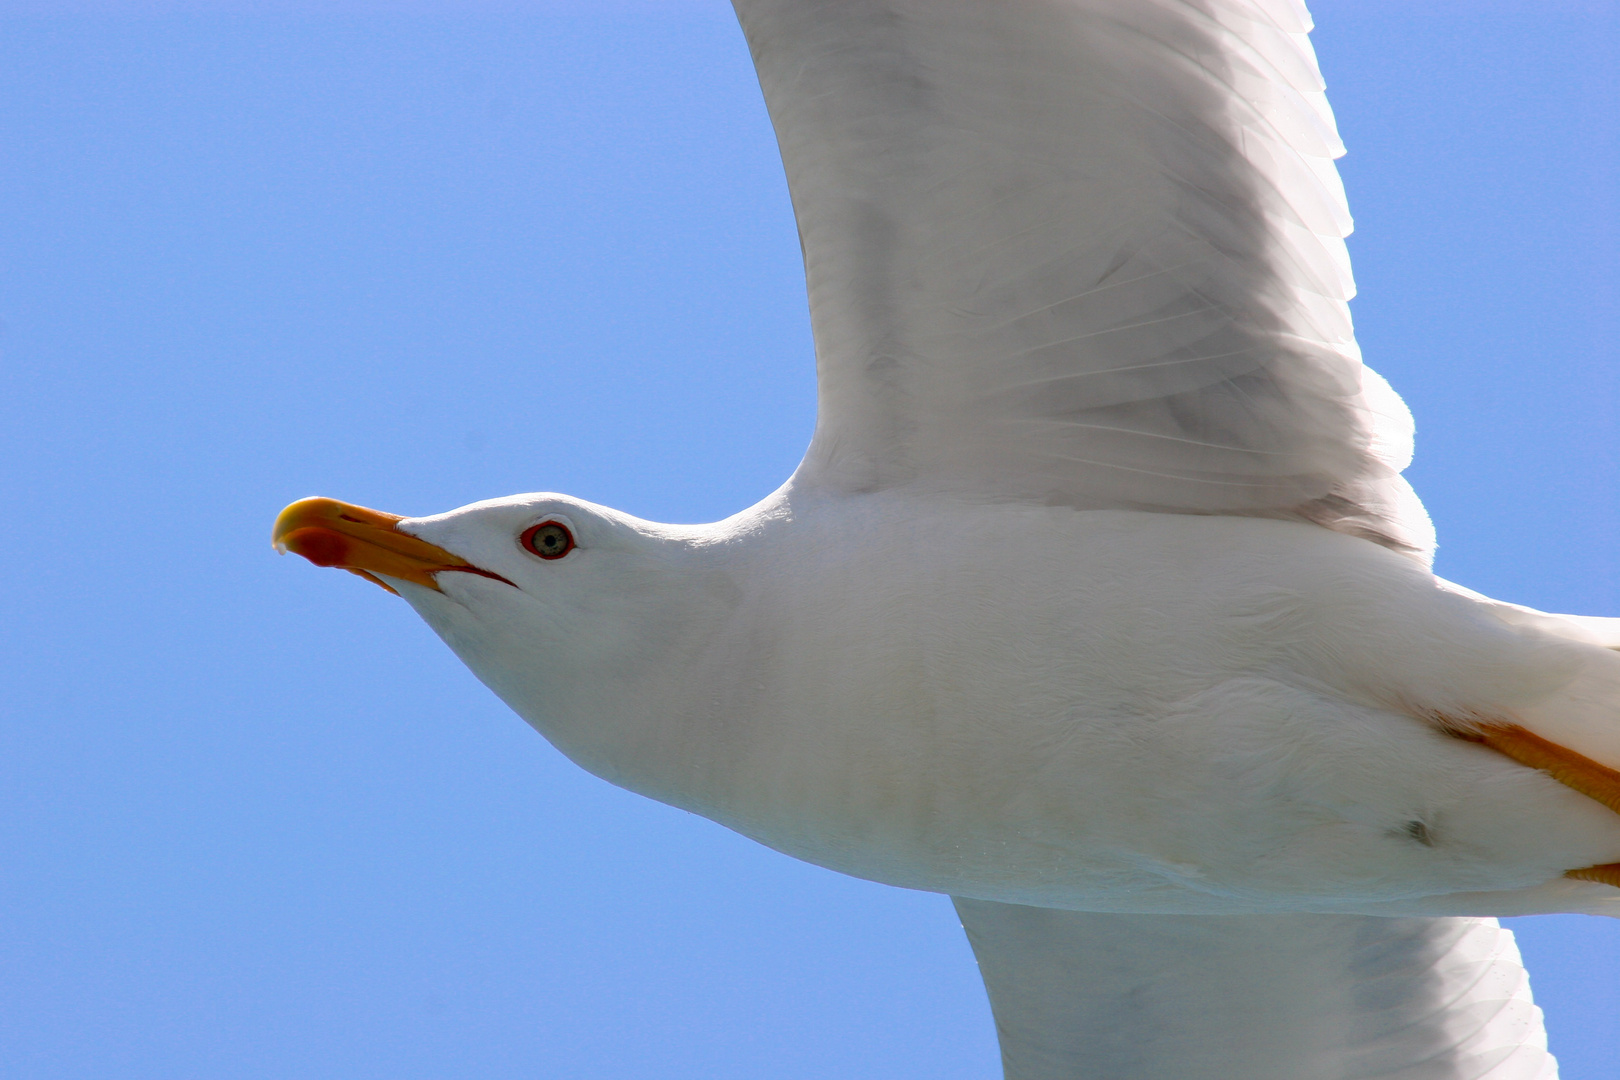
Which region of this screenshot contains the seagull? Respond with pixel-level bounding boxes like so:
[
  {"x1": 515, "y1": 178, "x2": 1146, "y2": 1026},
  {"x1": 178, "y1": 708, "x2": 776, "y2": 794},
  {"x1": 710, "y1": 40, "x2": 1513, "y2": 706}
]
[{"x1": 274, "y1": 1, "x2": 1620, "y2": 1076}]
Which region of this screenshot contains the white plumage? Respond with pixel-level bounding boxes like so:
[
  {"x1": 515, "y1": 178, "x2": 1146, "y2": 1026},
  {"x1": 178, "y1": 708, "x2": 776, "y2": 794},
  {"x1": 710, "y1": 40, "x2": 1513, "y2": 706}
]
[
  {"x1": 742, "y1": 0, "x2": 1433, "y2": 555},
  {"x1": 956, "y1": 902, "x2": 1559, "y2": 1079},
  {"x1": 275, "y1": 1, "x2": 1620, "y2": 1076}
]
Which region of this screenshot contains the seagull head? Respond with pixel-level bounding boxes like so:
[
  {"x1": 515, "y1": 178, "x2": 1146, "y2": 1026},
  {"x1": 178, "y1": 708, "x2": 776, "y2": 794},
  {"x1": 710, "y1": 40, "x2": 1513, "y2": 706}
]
[{"x1": 272, "y1": 493, "x2": 745, "y2": 789}]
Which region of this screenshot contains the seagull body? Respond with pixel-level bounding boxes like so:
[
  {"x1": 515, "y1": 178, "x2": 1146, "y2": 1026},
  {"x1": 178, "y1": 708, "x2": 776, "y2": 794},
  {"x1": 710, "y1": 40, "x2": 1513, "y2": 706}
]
[
  {"x1": 403, "y1": 489, "x2": 1620, "y2": 919},
  {"x1": 275, "y1": 0, "x2": 1620, "y2": 1075}
]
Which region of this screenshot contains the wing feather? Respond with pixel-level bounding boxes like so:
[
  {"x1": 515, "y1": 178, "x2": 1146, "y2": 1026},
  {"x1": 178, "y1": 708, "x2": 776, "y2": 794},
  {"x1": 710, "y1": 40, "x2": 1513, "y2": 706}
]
[
  {"x1": 954, "y1": 899, "x2": 1558, "y2": 1079},
  {"x1": 735, "y1": 0, "x2": 1434, "y2": 558}
]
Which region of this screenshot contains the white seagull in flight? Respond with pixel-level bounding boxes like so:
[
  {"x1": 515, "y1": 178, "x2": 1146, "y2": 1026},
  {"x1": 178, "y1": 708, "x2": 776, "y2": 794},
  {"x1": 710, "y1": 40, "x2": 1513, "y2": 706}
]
[{"x1": 275, "y1": 1, "x2": 1620, "y2": 1076}]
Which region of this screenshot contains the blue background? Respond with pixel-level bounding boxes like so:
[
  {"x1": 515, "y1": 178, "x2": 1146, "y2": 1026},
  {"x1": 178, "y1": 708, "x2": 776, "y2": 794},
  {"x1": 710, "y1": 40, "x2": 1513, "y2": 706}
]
[{"x1": 2, "y1": 1, "x2": 1617, "y2": 1076}]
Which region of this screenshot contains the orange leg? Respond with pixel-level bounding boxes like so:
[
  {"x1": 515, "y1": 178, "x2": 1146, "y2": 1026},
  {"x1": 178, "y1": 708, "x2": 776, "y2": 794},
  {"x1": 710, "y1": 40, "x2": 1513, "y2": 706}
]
[
  {"x1": 1465, "y1": 724, "x2": 1620, "y2": 888},
  {"x1": 1567, "y1": 864, "x2": 1620, "y2": 888}
]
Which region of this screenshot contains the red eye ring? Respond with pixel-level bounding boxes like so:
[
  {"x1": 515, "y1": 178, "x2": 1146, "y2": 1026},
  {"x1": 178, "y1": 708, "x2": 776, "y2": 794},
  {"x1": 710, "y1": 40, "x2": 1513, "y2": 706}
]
[{"x1": 521, "y1": 520, "x2": 575, "y2": 560}]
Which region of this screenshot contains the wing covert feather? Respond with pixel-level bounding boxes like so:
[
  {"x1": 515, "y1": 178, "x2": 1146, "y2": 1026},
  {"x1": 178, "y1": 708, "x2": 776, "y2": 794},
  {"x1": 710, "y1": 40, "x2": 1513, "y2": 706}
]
[
  {"x1": 735, "y1": 0, "x2": 1433, "y2": 558},
  {"x1": 955, "y1": 899, "x2": 1558, "y2": 1079}
]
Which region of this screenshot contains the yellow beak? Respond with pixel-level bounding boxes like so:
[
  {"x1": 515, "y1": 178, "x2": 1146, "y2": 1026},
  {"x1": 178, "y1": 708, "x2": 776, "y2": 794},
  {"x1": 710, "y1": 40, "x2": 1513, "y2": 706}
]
[{"x1": 272, "y1": 497, "x2": 512, "y2": 594}]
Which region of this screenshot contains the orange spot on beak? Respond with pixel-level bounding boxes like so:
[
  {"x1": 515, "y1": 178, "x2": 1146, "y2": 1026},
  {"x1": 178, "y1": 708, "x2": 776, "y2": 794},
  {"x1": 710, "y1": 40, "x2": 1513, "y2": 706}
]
[{"x1": 280, "y1": 526, "x2": 351, "y2": 567}]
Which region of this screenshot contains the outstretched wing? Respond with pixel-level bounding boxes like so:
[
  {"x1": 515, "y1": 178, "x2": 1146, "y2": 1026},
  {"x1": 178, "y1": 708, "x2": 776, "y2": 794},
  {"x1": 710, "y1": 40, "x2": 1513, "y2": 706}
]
[
  {"x1": 735, "y1": 0, "x2": 1433, "y2": 558},
  {"x1": 954, "y1": 899, "x2": 1558, "y2": 1079}
]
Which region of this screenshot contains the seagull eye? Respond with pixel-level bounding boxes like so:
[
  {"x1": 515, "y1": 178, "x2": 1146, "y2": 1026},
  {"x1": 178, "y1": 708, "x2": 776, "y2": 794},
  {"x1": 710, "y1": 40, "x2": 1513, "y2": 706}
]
[{"x1": 521, "y1": 521, "x2": 575, "y2": 560}]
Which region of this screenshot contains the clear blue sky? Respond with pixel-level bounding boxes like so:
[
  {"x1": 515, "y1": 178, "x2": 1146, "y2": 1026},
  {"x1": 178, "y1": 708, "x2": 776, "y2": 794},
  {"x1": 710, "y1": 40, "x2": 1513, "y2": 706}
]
[{"x1": 2, "y1": 2, "x2": 1617, "y2": 1077}]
